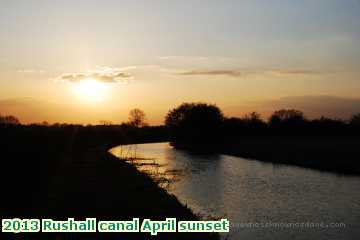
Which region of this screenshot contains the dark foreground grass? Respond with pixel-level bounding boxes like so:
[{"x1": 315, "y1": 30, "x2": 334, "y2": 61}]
[
  {"x1": 2, "y1": 147, "x2": 219, "y2": 239},
  {"x1": 1, "y1": 125, "x2": 218, "y2": 239}
]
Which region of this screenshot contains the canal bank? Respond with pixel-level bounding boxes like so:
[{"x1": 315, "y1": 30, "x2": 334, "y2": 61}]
[{"x1": 5, "y1": 146, "x2": 218, "y2": 240}]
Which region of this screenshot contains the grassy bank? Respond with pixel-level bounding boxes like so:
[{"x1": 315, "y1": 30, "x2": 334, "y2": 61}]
[
  {"x1": 1, "y1": 125, "x2": 218, "y2": 239},
  {"x1": 221, "y1": 137, "x2": 360, "y2": 175}
]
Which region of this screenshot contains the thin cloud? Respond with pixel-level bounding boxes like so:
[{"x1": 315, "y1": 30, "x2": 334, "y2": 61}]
[
  {"x1": 270, "y1": 69, "x2": 321, "y2": 75},
  {"x1": 58, "y1": 67, "x2": 133, "y2": 83},
  {"x1": 177, "y1": 68, "x2": 321, "y2": 78},
  {"x1": 159, "y1": 56, "x2": 209, "y2": 61},
  {"x1": 178, "y1": 70, "x2": 243, "y2": 77},
  {"x1": 17, "y1": 69, "x2": 45, "y2": 74}
]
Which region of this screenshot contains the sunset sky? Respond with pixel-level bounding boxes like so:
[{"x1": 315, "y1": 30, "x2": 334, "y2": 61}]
[{"x1": 1, "y1": 0, "x2": 360, "y2": 124}]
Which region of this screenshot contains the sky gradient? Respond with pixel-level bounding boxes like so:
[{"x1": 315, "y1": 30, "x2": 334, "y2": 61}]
[{"x1": 1, "y1": 0, "x2": 360, "y2": 124}]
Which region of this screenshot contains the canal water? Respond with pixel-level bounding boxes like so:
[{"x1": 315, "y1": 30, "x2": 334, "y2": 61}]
[{"x1": 110, "y1": 142, "x2": 360, "y2": 240}]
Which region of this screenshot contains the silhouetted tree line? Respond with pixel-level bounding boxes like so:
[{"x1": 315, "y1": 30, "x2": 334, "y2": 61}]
[
  {"x1": 0, "y1": 114, "x2": 20, "y2": 125},
  {"x1": 164, "y1": 103, "x2": 360, "y2": 175},
  {"x1": 2, "y1": 103, "x2": 360, "y2": 148},
  {"x1": 165, "y1": 103, "x2": 360, "y2": 143}
]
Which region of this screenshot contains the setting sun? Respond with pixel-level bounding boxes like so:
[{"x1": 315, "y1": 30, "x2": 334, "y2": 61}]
[{"x1": 71, "y1": 79, "x2": 108, "y2": 102}]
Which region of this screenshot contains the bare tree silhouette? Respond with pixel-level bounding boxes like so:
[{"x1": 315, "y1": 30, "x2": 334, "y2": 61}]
[{"x1": 128, "y1": 108, "x2": 147, "y2": 128}]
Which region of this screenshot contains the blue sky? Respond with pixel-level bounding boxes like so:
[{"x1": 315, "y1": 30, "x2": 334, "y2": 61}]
[{"x1": 1, "y1": 0, "x2": 359, "y2": 69}]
